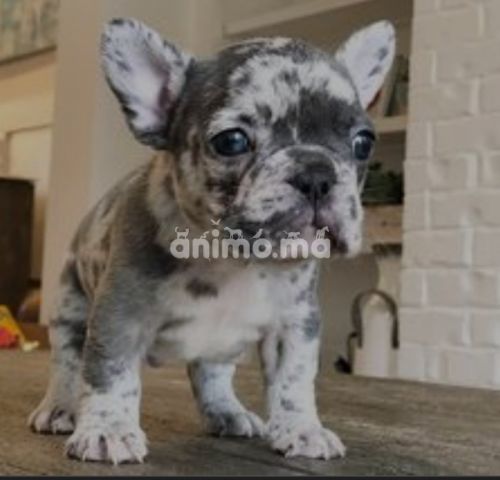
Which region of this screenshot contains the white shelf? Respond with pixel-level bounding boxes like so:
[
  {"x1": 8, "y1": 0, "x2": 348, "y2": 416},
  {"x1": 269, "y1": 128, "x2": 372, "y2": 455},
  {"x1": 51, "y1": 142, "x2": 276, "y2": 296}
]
[
  {"x1": 374, "y1": 115, "x2": 407, "y2": 136},
  {"x1": 224, "y1": 0, "x2": 375, "y2": 36}
]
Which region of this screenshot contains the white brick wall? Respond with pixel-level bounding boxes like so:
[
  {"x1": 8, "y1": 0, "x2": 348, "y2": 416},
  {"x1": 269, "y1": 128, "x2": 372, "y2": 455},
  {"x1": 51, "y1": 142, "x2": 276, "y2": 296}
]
[{"x1": 399, "y1": 0, "x2": 500, "y2": 389}]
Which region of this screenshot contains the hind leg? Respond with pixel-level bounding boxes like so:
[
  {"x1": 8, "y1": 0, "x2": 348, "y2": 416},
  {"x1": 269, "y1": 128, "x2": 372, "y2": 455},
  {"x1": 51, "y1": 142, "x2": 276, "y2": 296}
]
[
  {"x1": 29, "y1": 261, "x2": 88, "y2": 434},
  {"x1": 188, "y1": 361, "x2": 265, "y2": 438}
]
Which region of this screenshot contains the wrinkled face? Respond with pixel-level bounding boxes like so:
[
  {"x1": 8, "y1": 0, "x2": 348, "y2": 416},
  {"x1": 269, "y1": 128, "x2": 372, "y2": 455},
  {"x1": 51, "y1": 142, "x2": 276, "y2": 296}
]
[
  {"x1": 170, "y1": 40, "x2": 376, "y2": 255},
  {"x1": 102, "y1": 19, "x2": 395, "y2": 257}
]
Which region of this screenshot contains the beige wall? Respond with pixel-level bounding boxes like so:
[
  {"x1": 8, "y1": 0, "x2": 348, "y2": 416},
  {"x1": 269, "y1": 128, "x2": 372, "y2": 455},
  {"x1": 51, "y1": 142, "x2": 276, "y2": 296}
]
[
  {"x1": 399, "y1": 0, "x2": 500, "y2": 389},
  {"x1": 0, "y1": 50, "x2": 56, "y2": 279},
  {"x1": 0, "y1": 51, "x2": 55, "y2": 132}
]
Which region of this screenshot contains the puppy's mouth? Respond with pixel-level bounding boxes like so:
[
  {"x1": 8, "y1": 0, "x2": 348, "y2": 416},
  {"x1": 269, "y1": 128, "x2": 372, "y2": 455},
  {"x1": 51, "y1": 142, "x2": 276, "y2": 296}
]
[
  {"x1": 300, "y1": 213, "x2": 351, "y2": 255},
  {"x1": 226, "y1": 204, "x2": 359, "y2": 258}
]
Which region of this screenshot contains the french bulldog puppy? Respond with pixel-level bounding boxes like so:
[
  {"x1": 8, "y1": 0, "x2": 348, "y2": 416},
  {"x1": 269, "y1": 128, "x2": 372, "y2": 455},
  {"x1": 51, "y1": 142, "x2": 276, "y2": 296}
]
[{"x1": 29, "y1": 18, "x2": 395, "y2": 464}]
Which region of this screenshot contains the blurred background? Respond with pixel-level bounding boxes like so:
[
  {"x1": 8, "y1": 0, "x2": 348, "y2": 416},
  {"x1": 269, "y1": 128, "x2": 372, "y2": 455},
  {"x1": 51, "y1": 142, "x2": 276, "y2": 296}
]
[{"x1": 1, "y1": 0, "x2": 499, "y2": 390}]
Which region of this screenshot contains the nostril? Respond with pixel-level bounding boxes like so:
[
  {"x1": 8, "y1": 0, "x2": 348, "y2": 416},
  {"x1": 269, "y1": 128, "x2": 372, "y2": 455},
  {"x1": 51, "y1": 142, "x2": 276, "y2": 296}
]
[
  {"x1": 319, "y1": 180, "x2": 331, "y2": 197},
  {"x1": 288, "y1": 175, "x2": 311, "y2": 197}
]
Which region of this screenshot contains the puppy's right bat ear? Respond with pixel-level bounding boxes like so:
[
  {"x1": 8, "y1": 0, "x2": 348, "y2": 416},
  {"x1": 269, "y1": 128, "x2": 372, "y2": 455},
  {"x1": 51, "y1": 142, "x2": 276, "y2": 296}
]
[
  {"x1": 335, "y1": 21, "x2": 396, "y2": 110},
  {"x1": 101, "y1": 18, "x2": 193, "y2": 150}
]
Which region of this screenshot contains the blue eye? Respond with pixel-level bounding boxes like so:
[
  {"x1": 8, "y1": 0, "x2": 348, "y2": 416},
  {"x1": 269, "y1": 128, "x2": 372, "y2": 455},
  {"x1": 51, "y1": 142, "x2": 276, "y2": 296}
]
[
  {"x1": 352, "y1": 129, "x2": 375, "y2": 161},
  {"x1": 210, "y1": 129, "x2": 251, "y2": 157}
]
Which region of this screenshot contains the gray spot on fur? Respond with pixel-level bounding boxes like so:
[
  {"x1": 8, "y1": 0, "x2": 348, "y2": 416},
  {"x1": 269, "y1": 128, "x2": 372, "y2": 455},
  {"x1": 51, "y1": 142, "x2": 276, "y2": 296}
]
[
  {"x1": 369, "y1": 64, "x2": 382, "y2": 77},
  {"x1": 280, "y1": 397, "x2": 300, "y2": 412},
  {"x1": 278, "y1": 69, "x2": 299, "y2": 87},
  {"x1": 303, "y1": 312, "x2": 321, "y2": 340},
  {"x1": 296, "y1": 288, "x2": 313, "y2": 304},
  {"x1": 58, "y1": 321, "x2": 87, "y2": 353},
  {"x1": 349, "y1": 195, "x2": 358, "y2": 220},
  {"x1": 159, "y1": 316, "x2": 193, "y2": 332},
  {"x1": 122, "y1": 388, "x2": 139, "y2": 399},
  {"x1": 186, "y1": 278, "x2": 218, "y2": 298},
  {"x1": 377, "y1": 46, "x2": 389, "y2": 61}
]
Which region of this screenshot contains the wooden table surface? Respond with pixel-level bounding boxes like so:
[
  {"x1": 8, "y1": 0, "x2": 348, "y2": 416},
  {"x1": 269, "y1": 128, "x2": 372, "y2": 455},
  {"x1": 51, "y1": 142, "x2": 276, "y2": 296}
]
[{"x1": 1, "y1": 350, "x2": 500, "y2": 476}]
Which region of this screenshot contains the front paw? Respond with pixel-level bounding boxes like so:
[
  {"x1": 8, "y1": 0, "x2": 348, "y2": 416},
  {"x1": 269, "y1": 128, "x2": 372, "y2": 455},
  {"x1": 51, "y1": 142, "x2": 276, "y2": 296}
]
[
  {"x1": 29, "y1": 399, "x2": 75, "y2": 434},
  {"x1": 268, "y1": 421, "x2": 346, "y2": 460},
  {"x1": 65, "y1": 417, "x2": 147, "y2": 464},
  {"x1": 204, "y1": 406, "x2": 265, "y2": 438}
]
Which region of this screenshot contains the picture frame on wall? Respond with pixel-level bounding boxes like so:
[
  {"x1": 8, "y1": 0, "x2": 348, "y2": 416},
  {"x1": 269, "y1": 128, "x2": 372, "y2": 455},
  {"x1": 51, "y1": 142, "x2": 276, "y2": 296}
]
[{"x1": 0, "y1": 0, "x2": 59, "y2": 64}]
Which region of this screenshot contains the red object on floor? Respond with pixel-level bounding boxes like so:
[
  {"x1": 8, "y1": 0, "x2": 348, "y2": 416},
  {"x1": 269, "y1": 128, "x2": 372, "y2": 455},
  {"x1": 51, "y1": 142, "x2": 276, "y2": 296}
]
[{"x1": 0, "y1": 326, "x2": 18, "y2": 348}]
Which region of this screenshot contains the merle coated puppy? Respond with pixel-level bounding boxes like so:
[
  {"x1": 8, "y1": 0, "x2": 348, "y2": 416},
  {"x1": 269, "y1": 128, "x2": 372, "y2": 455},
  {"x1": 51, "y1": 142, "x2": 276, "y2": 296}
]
[{"x1": 29, "y1": 18, "x2": 395, "y2": 463}]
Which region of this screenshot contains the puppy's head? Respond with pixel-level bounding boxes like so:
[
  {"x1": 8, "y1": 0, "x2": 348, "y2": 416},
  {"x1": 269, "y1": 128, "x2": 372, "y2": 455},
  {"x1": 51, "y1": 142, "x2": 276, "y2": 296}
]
[{"x1": 102, "y1": 19, "x2": 395, "y2": 257}]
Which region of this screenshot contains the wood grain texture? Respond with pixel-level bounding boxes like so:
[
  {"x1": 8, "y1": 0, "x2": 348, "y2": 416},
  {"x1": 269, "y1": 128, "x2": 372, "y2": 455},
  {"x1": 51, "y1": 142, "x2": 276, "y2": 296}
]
[{"x1": 1, "y1": 351, "x2": 499, "y2": 475}]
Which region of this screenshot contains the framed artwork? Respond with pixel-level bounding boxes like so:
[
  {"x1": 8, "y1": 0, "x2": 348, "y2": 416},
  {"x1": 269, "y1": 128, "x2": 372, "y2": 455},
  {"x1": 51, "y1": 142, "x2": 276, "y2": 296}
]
[{"x1": 0, "y1": 0, "x2": 59, "y2": 64}]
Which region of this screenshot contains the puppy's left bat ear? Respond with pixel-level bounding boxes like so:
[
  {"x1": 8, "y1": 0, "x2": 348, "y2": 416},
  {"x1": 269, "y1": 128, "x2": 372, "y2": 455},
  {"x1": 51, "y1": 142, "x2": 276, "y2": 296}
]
[
  {"x1": 101, "y1": 18, "x2": 193, "y2": 150},
  {"x1": 335, "y1": 21, "x2": 396, "y2": 109}
]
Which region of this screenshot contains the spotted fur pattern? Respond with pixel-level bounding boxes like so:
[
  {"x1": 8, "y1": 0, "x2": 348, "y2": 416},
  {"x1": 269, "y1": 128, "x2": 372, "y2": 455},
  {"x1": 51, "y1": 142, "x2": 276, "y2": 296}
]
[{"x1": 29, "y1": 18, "x2": 395, "y2": 463}]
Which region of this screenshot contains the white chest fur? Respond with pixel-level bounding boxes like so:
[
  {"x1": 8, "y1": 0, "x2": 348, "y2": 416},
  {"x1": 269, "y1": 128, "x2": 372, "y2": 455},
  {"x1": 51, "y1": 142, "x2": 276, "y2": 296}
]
[{"x1": 149, "y1": 261, "x2": 291, "y2": 363}]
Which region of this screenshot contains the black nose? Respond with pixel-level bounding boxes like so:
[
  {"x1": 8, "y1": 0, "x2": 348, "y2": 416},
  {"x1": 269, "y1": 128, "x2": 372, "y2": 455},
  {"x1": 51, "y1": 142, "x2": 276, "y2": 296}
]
[{"x1": 287, "y1": 163, "x2": 336, "y2": 203}]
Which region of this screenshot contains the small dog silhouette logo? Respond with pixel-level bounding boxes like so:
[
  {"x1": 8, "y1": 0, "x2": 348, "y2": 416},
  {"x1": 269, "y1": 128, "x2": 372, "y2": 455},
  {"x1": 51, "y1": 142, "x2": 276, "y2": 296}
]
[
  {"x1": 175, "y1": 226, "x2": 190, "y2": 239},
  {"x1": 224, "y1": 227, "x2": 244, "y2": 240},
  {"x1": 252, "y1": 229, "x2": 264, "y2": 239},
  {"x1": 316, "y1": 226, "x2": 329, "y2": 239},
  {"x1": 170, "y1": 219, "x2": 331, "y2": 260}
]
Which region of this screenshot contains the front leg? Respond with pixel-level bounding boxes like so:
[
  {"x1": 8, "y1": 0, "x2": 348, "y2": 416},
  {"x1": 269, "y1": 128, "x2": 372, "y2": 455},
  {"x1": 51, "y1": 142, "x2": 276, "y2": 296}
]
[
  {"x1": 260, "y1": 266, "x2": 345, "y2": 459},
  {"x1": 188, "y1": 361, "x2": 264, "y2": 437},
  {"x1": 67, "y1": 358, "x2": 146, "y2": 464},
  {"x1": 65, "y1": 274, "x2": 148, "y2": 464}
]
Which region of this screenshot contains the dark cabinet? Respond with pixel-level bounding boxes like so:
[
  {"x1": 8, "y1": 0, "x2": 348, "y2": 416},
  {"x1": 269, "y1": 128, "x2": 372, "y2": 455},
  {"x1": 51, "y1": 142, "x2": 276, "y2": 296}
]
[{"x1": 0, "y1": 178, "x2": 34, "y2": 313}]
